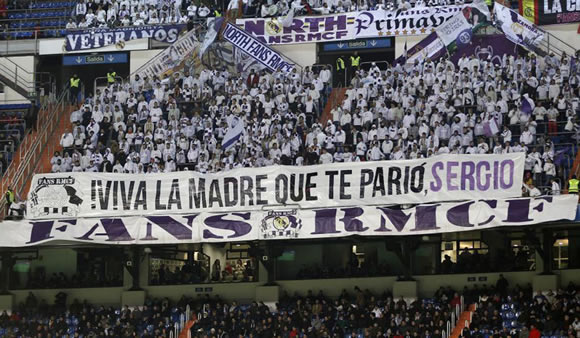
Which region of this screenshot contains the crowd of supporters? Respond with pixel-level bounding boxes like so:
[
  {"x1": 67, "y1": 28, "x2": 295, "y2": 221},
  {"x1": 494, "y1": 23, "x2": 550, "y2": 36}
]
[
  {"x1": 0, "y1": 280, "x2": 578, "y2": 336},
  {"x1": 64, "y1": 0, "x2": 468, "y2": 30},
  {"x1": 53, "y1": 51, "x2": 580, "y2": 194}
]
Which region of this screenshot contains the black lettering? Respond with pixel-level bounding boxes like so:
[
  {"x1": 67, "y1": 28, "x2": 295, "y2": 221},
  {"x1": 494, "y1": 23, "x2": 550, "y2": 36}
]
[
  {"x1": 155, "y1": 180, "x2": 167, "y2": 210},
  {"x1": 168, "y1": 179, "x2": 182, "y2": 210},
  {"x1": 326, "y1": 170, "x2": 339, "y2": 199}
]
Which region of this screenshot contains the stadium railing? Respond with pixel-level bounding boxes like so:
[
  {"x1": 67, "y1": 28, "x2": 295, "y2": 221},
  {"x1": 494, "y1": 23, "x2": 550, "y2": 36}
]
[{"x1": 0, "y1": 88, "x2": 69, "y2": 217}]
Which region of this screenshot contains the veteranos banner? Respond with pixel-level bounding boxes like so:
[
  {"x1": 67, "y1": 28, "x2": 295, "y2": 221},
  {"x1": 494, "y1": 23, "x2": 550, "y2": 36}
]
[
  {"x1": 222, "y1": 23, "x2": 294, "y2": 73},
  {"x1": 26, "y1": 154, "x2": 524, "y2": 220},
  {"x1": 4, "y1": 195, "x2": 577, "y2": 247},
  {"x1": 65, "y1": 24, "x2": 186, "y2": 51},
  {"x1": 236, "y1": 5, "x2": 476, "y2": 45}
]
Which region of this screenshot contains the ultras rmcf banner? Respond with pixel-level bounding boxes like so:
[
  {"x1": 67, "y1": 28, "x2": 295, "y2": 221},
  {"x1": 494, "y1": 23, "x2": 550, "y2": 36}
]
[
  {"x1": 4, "y1": 195, "x2": 577, "y2": 247},
  {"x1": 235, "y1": 5, "x2": 480, "y2": 45},
  {"x1": 26, "y1": 154, "x2": 525, "y2": 220}
]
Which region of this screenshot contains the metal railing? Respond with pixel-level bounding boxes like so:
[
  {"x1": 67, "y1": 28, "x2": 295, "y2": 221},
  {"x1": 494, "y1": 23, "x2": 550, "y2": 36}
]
[
  {"x1": 539, "y1": 29, "x2": 577, "y2": 59},
  {"x1": 0, "y1": 57, "x2": 55, "y2": 99},
  {"x1": 0, "y1": 88, "x2": 70, "y2": 217}
]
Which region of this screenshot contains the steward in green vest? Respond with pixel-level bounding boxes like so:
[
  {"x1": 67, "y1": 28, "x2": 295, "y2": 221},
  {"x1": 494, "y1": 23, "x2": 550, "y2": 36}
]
[
  {"x1": 107, "y1": 70, "x2": 117, "y2": 84},
  {"x1": 568, "y1": 175, "x2": 579, "y2": 194},
  {"x1": 350, "y1": 51, "x2": 361, "y2": 70},
  {"x1": 5, "y1": 187, "x2": 15, "y2": 212},
  {"x1": 69, "y1": 74, "x2": 80, "y2": 104}
]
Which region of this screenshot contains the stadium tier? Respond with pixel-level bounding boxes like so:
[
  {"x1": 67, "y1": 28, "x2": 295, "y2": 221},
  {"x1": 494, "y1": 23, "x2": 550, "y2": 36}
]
[{"x1": 0, "y1": 1, "x2": 579, "y2": 337}]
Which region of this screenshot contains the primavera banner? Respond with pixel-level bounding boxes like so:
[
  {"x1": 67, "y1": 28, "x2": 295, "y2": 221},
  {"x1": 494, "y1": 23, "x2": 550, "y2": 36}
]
[
  {"x1": 222, "y1": 23, "x2": 295, "y2": 73},
  {"x1": 236, "y1": 4, "x2": 486, "y2": 45},
  {"x1": 494, "y1": 3, "x2": 545, "y2": 51},
  {"x1": 3, "y1": 195, "x2": 577, "y2": 247},
  {"x1": 65, "y1": 25, "x2": 186, "y2": 51},
  {"x1": 26, "y1": 154, "x2": 525, "y2": 220}
]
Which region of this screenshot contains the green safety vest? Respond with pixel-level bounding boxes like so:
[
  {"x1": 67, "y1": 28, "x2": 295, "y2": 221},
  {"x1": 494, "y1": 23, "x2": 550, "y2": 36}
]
[
  {"x1": 70, "y1": 78, "x2": 80, "y2": 88},
  {"x1": 336, "y1": 58, "x2": 345, "y2": 70},
  {"x1": 5, "y1": 190, "x2": 14, "y2": 204},
  {"x1": 107, "y1": 72, "x2": 116, "y2": 83},
  {"x1": 569, "y1": 179, "x2": 579, "y2": 192},
  {"x1": 215, "y1": 10, "x2": 221, "y2": 17},
  {"x1": 350, "y1": 55, "x2": 360, "y2": 67}
]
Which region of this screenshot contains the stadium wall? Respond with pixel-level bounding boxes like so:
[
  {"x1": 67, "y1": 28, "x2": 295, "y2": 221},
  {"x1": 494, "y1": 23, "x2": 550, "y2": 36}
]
[
  {"x1": 0, "y1": 56, "x2": 34, "y2": 103},
  {"x1": 4, "y1": 269, "x2": 578, "y2": 310},
  {"x1": 272, "y1": 43, "x2": 317, "y2": 67},
  {"x1": 395, "y1": 36, "x2": 424, "y2": 59},
  {"x1": 542, "y1": 23, "x2": 580, "y2": 50}
]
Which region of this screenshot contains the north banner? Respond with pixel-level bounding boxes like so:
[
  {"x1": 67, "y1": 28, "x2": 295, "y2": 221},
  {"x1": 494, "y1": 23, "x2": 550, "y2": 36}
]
[
  {"x1": 4, "y1": 195, "x2": 577, "y2": 247},
  {"x1": 222, "y1": 23, "x2": 295, "y2": 73},
  {"x1": 235, "y1": 4, "x2": 485, "y2": 45},
  {"x1": 27, "y1": 154, "x2": 524, "y2": 220},
  {"x1": 65, "y1": 25, "x2": 186, "y2": 51}
]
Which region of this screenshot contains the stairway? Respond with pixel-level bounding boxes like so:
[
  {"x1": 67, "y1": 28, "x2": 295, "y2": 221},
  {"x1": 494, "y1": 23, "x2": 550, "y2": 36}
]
[
  {"x1": 21, "y1": 105, "x2": 73, "y2": 198},
  {"x1": 0, "y1": 90, "x2": 72, "y2": 218},
  {"x1": 450, "y1": 304, "x2": 476, "y2": 338},
  {"x1": 0, "y1": 58, "x2": 36, "y2": 101},
  {"x1": 318, "y1": 87, "x2": 347, "y2": 125}
]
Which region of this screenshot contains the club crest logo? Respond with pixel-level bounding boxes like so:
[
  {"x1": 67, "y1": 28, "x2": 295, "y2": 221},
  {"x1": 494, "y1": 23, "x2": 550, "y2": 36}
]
[
  {"x1": 28, "y1": 176, "x2": 83, "y2": 218},
  {"x1": 261, "y1": 210, "x2": 302, "y2": 239},
  {"x1": 265, "y1": 19, "x2": 283, "y2": 36}
]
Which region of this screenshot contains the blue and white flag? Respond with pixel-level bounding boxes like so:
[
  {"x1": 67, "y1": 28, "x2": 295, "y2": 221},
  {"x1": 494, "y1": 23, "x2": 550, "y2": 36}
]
[
  {"x1": 521, "y1": 94, "x2": 535, "y2": 115},
  {"x1": 222, "y1": 119, "x2": 245, "y2": 151},
  {"x1": 200, "y1": 17, "x2": 225, "y2": 56}
]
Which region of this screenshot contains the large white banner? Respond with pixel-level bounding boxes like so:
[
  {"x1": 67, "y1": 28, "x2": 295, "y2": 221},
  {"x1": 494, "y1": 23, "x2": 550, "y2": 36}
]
[
  {"x1": 495, "y1": 3, "x2": 545, "y2": 50},
  {"x1": 133, "y1": 28, "x2": 199, "y2": 80},
  {"x1": 5, "y1": 195, "x2": 578, "y2": 247},
  {"x1": 236, "y1": 5, "x2": 480, "y2": 45},
  {"x1": 26, "y1": 154, "x2": 525, "y2": 220},
  {"x1": 436, "y1": 12, "x2": 473, "y2": 45}
]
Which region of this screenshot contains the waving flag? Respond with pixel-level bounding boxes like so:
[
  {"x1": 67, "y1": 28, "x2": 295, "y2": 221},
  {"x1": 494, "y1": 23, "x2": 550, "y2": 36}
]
[
  {"x1": 222, "y1": 118, "x2": 245, "y2": 151},
  {"x1": 521, "y1": 94, "x2": 535, "y2": 115}
]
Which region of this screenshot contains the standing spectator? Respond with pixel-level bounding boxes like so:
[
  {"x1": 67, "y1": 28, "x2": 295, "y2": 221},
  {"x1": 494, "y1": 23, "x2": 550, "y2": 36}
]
[{"x1": 69, "y1": 74, "x2": 80, "y2": 104}]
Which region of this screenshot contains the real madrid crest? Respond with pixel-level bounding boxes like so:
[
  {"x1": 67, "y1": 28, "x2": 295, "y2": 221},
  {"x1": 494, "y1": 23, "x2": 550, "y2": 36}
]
[
  {"x1": 116, "y1": 39, "x2": 126, "y2": 49},
  {"x1": 265, "y1": 19, "x2": 283, "y2": 36},
  {"x1": 261, "y1": 210, "x2": 302, "y2": 239}
]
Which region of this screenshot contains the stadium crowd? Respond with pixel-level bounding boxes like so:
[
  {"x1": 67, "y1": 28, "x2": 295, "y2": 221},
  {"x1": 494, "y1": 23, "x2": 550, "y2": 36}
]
[
  {"x1": 64, "y1": 0, "x2": 464, "y2": 29},
  {"x1": 0, "y1": 281, "x2": 578, "y2": 337},
  {"x1": 54, "y1": 51, "x2": 578, "y2": 194}
]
